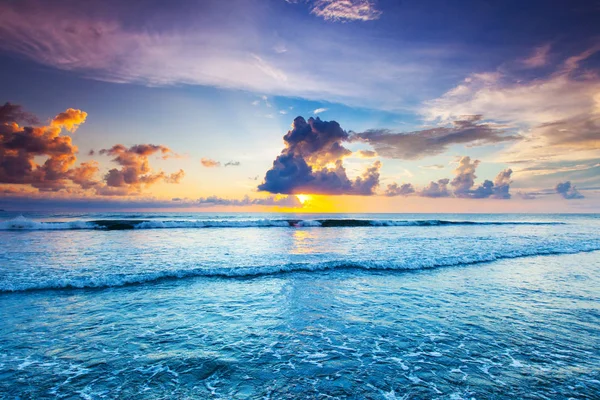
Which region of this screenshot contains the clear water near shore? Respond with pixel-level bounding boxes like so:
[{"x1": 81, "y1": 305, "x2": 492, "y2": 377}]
[{"x1": 0, "y1": 212, "x2": 599, "y2": 398}]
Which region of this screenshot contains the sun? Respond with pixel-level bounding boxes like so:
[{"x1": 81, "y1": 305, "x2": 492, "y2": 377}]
[{"x1": 296, "y1": 194, "x2": 311, "y2": 205}]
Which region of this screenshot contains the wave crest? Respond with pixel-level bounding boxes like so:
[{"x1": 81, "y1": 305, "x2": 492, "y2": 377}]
[
  {"x1": 0, "y1": 216, "x2": 564, "y2": 231},
  {"x1": 2, "y1": 245, "x2": 598, "y2": 292}
]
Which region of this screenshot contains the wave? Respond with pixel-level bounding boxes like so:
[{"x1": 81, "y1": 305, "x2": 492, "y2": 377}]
[
  {"x1": 0, "y1": 216, "x2": 565, "y2": 231},
  {"x1": 2, "y1": 245, "x2": 598, "y2": 292}
]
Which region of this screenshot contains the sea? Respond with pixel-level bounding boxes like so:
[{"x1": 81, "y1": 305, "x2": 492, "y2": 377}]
[{"x1": 0, "y1": 212, "x2": 599, "y2": 399}]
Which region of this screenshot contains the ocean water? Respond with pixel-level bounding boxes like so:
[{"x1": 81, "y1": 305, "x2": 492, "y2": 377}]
[{"x1": 0, "y1": 212, "x2": 599, "y2": 399}]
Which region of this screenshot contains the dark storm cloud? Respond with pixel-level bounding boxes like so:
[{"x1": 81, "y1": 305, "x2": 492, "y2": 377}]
[
  {"x1": 555, "y1": 181, "x2": 584, "y2": 199},
  {"x1": 282, "y1": 116, "x2": 351, "y2": 165},
  {"x1": 352, "y1": 115, "x2": 519, "y2": 160},
  {"x1": 259, "y1": 116, "x2": 380, "y2": 195}
]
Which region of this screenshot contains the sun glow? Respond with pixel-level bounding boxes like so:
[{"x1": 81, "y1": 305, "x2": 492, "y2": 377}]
[{"x1": 296, "y1": 194, "x2": 311, "y2": 204}]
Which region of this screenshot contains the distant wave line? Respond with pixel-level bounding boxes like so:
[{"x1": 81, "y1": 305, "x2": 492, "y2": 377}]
[{"x1": 0, "y1": 216, "x2": 566, "y2": 231}]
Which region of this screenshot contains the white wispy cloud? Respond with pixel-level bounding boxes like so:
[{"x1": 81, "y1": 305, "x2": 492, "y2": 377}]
[
  {"x1": 0, "y1": 0, "x2": 438, "y2": 111},
  {"x1": 313, "y1": 107, "x2": 328, "y2": 114},
  {"x1": 310, "y1": 0, "x2": 382, "y2": 22},
  {"x1": 521, "y1": 44, "x2": 551, "y2": 68},
  {"x1": 421, "y1": 45, "x2": 600, "y2": 185}
]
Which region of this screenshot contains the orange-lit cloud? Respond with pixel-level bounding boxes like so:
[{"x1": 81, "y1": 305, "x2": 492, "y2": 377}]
[
  {"x1": 98, "y1": 144, "x2": 184, "y2": 195},
  {"x1": 201, "y1": 158, "x2": 221, "y2": 168},
  {"x1": 0, "y1": 102, "x2": 88, "y2": 191},
  {"x1": 1, "y1": 103, "x2": 185, "y2": 197},
  {"x1": 50, "y1": 108, "x2": 88, "y2": 132},
  {"x1": 355, "y1": 150, "x2": 378, "y2": 158}
]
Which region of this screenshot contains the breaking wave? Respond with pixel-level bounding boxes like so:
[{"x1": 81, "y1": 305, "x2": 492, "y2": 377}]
[
  {"x1": 0, "y1": 216, "x2": 565, "y2": 231},
  {"x1": 2, "y1": 245, "x2": 598, "y2": 292}
]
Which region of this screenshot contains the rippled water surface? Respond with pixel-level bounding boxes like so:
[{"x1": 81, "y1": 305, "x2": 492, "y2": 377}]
[{"x1": 0, "y1": 212, "x2": 599, "y2": 398}]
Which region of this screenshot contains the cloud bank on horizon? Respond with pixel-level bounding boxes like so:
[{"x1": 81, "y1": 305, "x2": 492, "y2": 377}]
[{"x1": 0, "y1": 103, "x2": 591, "y2": 208}]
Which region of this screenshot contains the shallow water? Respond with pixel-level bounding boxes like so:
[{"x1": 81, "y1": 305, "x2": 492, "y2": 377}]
[{"x1": 0, "y1": 213, "x2": 599, "y2": 398}]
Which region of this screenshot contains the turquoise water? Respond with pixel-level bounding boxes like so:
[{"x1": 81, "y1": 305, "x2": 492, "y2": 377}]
[{"x1": 0, "y1": 213, "x2": 599, "y2": 398}]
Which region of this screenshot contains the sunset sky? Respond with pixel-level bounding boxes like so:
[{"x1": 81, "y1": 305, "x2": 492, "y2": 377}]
[{"x1": 1, "y1": 0, "x2": 599, "y2": 212}]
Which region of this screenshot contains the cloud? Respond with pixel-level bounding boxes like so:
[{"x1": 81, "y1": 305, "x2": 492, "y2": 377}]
[
  {"x1": 309, "y1": 0, "x2": 382, "y2": 22},
  {"x1": 385, "y1": 182, "x2": 415, "y2": 197},
  {"x1": 450, "y1": 156, "x2": 513, "y2": 199},
  {"x1": 555, "y1": 181, "x2": 584, "y2": 199},
  {"x1": 68, "y1": 161, "x2": 101, "y2": 190},
  {"x1": 0, "y1": 102, "x2": 38, "y2": 125},
  {"x1": 489, "y1": 169, "x2": 513, "y2": 199},
  {"x1": 201, "y1": 159, "x2": 240, "y2": 168},
  {"x1": 0, "y1": 0, "x2": 437, "y2": 111},
  {"x1": 0, "y1": 194, "x2": 302, "y2": 210},
  {"x1": 419, "y1": 178, "x2": 450, "y2": 198},
  {"x1": 164, "y1": 169, "x2": 185, "y2": 183},
  {"x1": 423, "y1": 46, "x2": 600, "y2": 166},
  {"x1": 521, "y1": 44, "x2": 551, "y2": 68},
  {"x1": 355, "y1": 150, "x2": 378, "y2": 158},
  {"x1": 98, "y1": 144, "x2": 183, "y2": 195},
  {"x1": 51, "y1": 108, "x2": 88, "y2": 132},
  {"x1": 1, "y1": 103, "x2": 186, "y2": 197},
  {"x1": 419, "y1": 164, "x2": 445, "y2": 170},
  {"x1": 313, "y1": 107, "x2": 328, "y2": 114},
  {"x1": 353, "y1": 115, "x2": 518, "y2": 160},
  {"x1": 201, "y1": 158, "x2": 221, "y2": 168},
  {"x1": 0, "y1": 102, "x2": 94, "y2": 191},
  {"x1": 450, "y1": 156, "x2": 479, "y2": 197},
  {"x1": 386, "y1": 156, "x2": 513, "y2": 199},
  {"x1": 258, "y1": 116, "x2": 380, "y2": 195},
  {"x1": 517, "y1": 191, "x2": 540, "y2": 200},
  {"x1": 195, "y1": 195, "x2": 302, "y2": 208},
  {"x1": 510, "y1": 159, "x2": 600, "y2": 193}
]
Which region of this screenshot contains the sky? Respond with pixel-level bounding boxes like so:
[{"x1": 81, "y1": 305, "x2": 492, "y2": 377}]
[{"x1": 0, "y1": 0, "x2": 599, "y2": 212}]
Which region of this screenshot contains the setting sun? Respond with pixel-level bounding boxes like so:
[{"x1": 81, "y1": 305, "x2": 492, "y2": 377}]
[{"x1": 296, "y1": 194, "x2": 311, "y2": 204}]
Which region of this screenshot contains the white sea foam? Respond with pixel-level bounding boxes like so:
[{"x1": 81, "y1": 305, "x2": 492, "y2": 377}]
[
  {"x1": 1, "y1": 244, "x2": 599, "y2": 292},
  {"x1": 0, "y1": 215, "x2": 94, "y2": 230}
]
